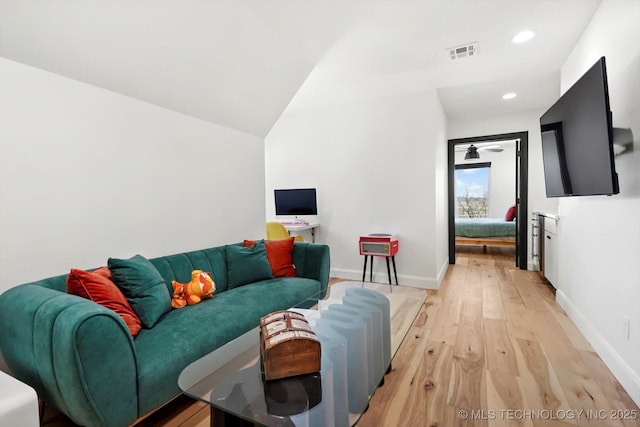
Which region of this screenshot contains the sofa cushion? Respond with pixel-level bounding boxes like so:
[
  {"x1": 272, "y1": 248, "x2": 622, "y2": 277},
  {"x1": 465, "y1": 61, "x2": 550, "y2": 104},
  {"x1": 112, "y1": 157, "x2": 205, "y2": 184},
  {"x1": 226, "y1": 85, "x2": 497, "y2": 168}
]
[
  {"x1": 108, "y1": 255, "x2": 171, "y2": 328},
  {"x1": 66, "y1": 267, "x2": 142, "y2": 337},
  {"x1": 226, "y1": 243, "x2": 273, "y2": 289},
  {"x1": 133, "y1": 277, "x2": 320, "y2": 415},
  {"x1": 244, "y1": 237, "x2": 296, "y2": 277},
  {"x1": 149, "y1": 247, "x2": 229, "y2": 294}
]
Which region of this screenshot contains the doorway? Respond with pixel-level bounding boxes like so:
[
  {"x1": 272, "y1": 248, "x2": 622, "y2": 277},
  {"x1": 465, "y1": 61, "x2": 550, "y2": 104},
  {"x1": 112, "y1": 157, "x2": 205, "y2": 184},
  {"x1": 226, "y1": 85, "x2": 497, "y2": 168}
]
[{"x1": 447, "y1": 131, "x2": 529, "y2": 269}]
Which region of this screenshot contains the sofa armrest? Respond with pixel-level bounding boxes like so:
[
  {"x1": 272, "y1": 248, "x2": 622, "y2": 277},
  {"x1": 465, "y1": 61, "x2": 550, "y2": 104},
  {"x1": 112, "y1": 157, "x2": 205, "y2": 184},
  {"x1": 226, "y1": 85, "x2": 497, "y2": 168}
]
[
  {"x1": 0, "y1": 285, "x2": 138, "y2": 427},
  {"x1": 292, "y1": 243, "x2": 330, "y2": 298}
]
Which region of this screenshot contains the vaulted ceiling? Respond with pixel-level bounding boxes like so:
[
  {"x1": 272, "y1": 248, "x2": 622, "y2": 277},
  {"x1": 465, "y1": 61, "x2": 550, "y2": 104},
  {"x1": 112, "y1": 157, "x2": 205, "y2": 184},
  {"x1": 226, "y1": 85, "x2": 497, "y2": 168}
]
[{"x1": 0, "y1": 0, "x2": 601, "y2": 138}]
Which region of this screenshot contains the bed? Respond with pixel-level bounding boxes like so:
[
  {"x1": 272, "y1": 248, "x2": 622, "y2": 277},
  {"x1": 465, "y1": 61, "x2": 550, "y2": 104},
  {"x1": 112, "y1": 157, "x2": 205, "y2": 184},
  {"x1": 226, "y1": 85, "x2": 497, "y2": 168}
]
[{"x1": 455, "y1": 217, "x2": 516, "y2": 247}]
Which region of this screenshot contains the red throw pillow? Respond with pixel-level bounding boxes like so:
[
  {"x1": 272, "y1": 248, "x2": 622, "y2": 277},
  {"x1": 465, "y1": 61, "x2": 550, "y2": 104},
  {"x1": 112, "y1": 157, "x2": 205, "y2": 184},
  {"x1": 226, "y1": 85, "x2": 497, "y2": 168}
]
[
  {"x1": 505, "y1": 205, "x2": 516, "y2": 221},
  {"x1": 244, "y1": 237, "x2": 296, "y2": 277},
  {"x1": 67, "y1": 267, "x2": 142, "y2": 337}
]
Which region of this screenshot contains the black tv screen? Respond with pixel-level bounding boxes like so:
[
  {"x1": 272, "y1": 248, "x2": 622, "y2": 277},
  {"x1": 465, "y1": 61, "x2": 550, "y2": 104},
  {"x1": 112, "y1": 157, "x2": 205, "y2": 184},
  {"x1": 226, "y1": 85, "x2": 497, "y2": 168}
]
[
  {"x1": 540, "y1": 56, "x2": 619, "y2": 197},
  {"x1": 274, "y1": 188, "x2": 317, "y2": 216}
]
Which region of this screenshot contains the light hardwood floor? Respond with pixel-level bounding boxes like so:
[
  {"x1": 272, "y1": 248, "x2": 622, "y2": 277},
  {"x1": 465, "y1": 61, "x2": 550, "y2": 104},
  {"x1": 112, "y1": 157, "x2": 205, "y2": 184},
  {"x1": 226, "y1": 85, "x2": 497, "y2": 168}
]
[
  {"x1": 356, "y1": 246, "x2": 639, "y2": 427},
  {"x1": 44, "y1": 246, "x2": 640, "y2": 427}
]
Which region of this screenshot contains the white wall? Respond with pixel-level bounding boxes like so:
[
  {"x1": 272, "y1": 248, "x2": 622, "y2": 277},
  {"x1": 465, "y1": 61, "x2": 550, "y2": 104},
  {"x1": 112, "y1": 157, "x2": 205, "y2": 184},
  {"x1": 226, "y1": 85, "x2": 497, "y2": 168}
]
[
  {"x1": 454, "y1": 142, "x2": 517, "y2": 219},
  {"x1": 266, "y1": 66, "x2": 448, "y2": 289},
  {"x1": 0, "y1": 58, "x2": 266, "y2": 293},
  {"x1": 448, "y1": 111, "x2": 559, "y2": 268},
  {"x1": 554, "y1": 0, "x2": 640, "y2": 406}
]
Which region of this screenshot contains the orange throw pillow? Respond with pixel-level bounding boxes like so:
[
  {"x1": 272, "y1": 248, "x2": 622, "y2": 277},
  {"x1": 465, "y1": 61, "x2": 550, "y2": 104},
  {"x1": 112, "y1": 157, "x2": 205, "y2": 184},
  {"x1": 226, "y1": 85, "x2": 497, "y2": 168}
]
[
  {"x1": 67, "y1": 267, "x2": 142, "y2": 337},
  {"x1": 244, "y1": 237, "x2": 296, "y2": 277}
]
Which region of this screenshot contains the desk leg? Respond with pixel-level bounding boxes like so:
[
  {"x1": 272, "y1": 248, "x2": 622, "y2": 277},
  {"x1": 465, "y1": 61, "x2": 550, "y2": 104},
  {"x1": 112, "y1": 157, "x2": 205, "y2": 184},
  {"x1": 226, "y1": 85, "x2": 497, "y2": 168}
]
[
  {"x1": 369, "y1": 256, "x2": 373, "y2": 282},
  {"x1": 385, "y1": 257, "x2": 392, "y2": 285},
  {"x1": 311, "y1": 228, "x2": 316, "y2": 243},
  {"x1": 391, "y1": 256, "x2": 398, "y2": 285},
  {"x1": 362, "y1": 256, "x2": 368, "y2": 282}
]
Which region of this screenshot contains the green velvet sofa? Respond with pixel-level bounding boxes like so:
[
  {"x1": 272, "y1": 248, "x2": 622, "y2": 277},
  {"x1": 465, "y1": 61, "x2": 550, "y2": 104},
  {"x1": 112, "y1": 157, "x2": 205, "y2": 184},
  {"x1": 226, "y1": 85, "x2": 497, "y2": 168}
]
[{"x1": 0, "y1": 242, "x2": 330, "y2": 427}]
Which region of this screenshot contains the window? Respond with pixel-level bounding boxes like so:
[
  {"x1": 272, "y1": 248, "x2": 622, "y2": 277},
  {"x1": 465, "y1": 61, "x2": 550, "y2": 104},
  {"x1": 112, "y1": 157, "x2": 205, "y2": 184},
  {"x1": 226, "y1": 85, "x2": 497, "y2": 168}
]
[{"x1": 455, "y1": 162, "x2": 491, "y2": 218}]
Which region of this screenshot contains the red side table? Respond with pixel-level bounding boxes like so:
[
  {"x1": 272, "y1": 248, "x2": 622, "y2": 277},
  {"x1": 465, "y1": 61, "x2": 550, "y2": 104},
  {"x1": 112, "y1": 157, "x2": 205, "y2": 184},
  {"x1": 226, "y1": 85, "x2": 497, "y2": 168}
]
[{"x1": 359, "y1": 233, "x2": 399, "y2": 285}]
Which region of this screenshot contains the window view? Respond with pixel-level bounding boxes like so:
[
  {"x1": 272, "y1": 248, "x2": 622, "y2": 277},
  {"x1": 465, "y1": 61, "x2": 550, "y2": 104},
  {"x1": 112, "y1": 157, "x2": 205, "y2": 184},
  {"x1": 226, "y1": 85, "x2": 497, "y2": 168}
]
[{"x1": 455, "y1": 164, "x2": 490, "y2": 218}]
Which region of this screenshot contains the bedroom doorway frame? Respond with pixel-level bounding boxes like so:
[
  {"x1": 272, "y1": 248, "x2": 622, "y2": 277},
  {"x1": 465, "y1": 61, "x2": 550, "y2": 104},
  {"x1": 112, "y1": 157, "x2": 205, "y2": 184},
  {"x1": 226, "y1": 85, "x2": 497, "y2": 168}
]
[{"x1": 447, "y1": 131, "x2": 529, "y2": 269}]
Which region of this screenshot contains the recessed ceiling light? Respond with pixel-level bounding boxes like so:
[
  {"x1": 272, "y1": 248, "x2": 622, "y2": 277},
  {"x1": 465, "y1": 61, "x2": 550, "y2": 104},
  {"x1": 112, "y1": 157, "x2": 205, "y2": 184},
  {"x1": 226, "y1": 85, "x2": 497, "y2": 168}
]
[
  {"x1": 512, "y1": 30, "x2": 535, "y2": 43},
  {"x1": 502, "y1": 93, "x2": 517, "y2": 100}
]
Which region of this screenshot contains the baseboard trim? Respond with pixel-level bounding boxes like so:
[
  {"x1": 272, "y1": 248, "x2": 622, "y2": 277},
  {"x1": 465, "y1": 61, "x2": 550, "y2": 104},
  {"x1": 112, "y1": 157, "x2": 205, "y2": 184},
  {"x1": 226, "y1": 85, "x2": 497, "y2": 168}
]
[
  {"x1": 436, "y1": 257, "x2": 449, "y2": 287},
  {"x1": 330, "y1": 268, "x2": 439, "y2": 289},
  {"x1": 556, "y1": 290, "x2": 640, "y2": 407}
]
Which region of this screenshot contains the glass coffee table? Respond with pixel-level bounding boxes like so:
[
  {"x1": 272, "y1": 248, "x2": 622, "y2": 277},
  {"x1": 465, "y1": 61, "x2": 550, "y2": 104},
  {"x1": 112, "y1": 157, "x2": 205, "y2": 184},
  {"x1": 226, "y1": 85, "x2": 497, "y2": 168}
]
[
  {"x1": 178, "y1": 290, "x2": 328, "y2": 427},
  {"x1": 178, "y1": 282, "x2": 424, "y2": 427}
]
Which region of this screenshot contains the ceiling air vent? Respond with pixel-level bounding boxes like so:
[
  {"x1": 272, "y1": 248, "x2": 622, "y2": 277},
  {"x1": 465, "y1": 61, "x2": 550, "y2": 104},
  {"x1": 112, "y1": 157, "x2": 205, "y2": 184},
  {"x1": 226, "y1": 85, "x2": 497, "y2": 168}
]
[{"x1": 448, "y1": 42, "x2": 478, "y2": 60}]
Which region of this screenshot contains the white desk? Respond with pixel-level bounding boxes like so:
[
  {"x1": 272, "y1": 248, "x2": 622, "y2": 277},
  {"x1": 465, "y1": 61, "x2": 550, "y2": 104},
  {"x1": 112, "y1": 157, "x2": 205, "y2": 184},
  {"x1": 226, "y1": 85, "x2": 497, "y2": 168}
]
[{"x1": 282, "y1": 222, "x2": 319, "y2": 243}]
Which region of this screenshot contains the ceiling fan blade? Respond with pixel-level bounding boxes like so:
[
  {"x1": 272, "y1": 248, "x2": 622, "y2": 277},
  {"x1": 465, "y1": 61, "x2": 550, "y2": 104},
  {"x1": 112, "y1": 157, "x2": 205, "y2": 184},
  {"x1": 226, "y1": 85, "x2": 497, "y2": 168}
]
[
  {"x1": 478, "y1": 144, "x2": 504, "y2": 152},
  {"x1": 456, "y1": 143, "x2": 478, "y2": 152}
]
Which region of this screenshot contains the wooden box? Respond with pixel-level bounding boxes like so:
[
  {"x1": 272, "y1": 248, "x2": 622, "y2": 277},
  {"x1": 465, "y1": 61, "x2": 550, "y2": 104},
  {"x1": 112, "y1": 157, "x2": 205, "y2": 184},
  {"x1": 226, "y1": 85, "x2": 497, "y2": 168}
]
[{"x1": 259, "y1": 310, "x2": 321, "y2": 381}]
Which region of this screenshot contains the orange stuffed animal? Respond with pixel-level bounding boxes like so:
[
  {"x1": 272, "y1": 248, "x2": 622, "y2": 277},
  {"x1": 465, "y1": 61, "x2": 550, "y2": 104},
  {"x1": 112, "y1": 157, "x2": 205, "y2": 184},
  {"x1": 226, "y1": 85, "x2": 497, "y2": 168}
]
[{"x1": 171, "y1": 270, "x2": 215, "y2": 309}]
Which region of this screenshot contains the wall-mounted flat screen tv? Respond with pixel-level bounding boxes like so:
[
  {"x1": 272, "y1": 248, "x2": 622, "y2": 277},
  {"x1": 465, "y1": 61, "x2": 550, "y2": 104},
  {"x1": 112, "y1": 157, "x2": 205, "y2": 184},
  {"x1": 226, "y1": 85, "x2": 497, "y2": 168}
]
[
  {"x1": 274, "y1": 188, "x2": 317, "y2": 216},
  {"x1": 540, "y1": 56, "x2": 619, "y2": 197}
]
